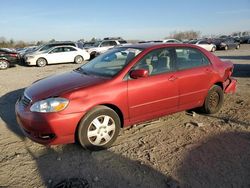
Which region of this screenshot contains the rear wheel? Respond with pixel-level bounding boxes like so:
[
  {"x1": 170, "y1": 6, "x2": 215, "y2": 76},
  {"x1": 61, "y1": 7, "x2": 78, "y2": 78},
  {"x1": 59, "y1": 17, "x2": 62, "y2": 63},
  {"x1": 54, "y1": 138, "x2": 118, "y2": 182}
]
[
  {"x1": 0, "y1": 59, "x2": 9, "y2": 70},
  {"x1": 77, "y1": 106, "x2": 121, "y2": 151},
  {"x1": 90, "y1": 52, "x2": 97, "y2": 60},
  {"x1": 224, "y1": 45, "x2": 228, "y2": 50},
  {"x1": 74, "y1": 55, "x2": 84, "y2": 64},
  {"x1": 211, "y1": 46, "x2": 216, "y2": 52},
  {"x1": 202, "y1": 85, "x2": 224, "y2": 114},
  {"x1": 236, "y1": 44, "x2": 240, "y2": 49},
  {"x1": 36, "y1": 58, "x2": 47, "y2": 67}
]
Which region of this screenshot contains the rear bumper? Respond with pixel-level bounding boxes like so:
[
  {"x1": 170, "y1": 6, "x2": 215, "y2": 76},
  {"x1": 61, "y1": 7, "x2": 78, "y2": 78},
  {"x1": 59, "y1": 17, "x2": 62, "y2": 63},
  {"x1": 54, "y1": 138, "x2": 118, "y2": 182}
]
[{"x1": 224, "y1": 78, "x2": 237, "y2": 94}]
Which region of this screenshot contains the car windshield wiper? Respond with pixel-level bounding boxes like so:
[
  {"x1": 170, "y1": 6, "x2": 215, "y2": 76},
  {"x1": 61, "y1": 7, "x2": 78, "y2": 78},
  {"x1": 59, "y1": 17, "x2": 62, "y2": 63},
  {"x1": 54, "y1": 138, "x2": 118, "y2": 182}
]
[{"x1": 74, "y1": 67, "x2": 90, "y2": 75}]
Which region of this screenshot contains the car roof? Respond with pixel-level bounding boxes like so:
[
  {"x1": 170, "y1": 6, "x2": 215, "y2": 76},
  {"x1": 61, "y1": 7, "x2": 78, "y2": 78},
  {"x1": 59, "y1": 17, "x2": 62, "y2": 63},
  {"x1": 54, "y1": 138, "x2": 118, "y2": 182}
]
[
  {"x1": 50, "y1": 45, "x2": 78, "y2": 49},
  {"x1": 118, "y1": 43, "x2": 198, "y2": 50}
]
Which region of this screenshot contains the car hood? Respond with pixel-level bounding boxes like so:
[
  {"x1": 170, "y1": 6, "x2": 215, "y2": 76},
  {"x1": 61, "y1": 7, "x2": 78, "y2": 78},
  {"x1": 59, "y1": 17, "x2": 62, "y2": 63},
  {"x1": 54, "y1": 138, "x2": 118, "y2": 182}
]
[{"x1": 25, "y1": 71, "x2": 109, "y2": 101}]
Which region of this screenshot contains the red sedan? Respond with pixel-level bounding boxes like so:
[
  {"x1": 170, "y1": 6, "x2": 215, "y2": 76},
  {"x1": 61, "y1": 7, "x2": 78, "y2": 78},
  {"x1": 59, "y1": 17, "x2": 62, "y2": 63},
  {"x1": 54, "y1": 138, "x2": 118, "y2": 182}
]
[{"x1": 15, "y1": 43, "x2": 236, "y2": 150}]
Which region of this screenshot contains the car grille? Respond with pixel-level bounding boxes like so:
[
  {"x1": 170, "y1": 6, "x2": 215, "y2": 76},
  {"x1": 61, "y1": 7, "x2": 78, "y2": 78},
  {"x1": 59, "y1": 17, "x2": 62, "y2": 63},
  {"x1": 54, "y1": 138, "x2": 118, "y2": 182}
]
[{"x1": 20, "y1": 94, "x2": 31, "y2": 107}]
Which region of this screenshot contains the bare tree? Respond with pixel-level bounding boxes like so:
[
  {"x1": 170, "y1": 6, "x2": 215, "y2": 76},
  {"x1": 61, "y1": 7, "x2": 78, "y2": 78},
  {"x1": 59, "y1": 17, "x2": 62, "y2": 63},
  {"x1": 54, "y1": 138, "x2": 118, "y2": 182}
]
[{"x1": 167, "y1": 30, "x2": 201, "y2": 40}]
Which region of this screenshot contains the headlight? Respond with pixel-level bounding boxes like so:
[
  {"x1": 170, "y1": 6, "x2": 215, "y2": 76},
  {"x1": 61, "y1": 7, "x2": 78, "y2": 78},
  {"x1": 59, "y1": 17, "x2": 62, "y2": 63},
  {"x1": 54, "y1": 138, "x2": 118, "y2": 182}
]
[{"x1": 30, "y1": 98, "x2": 69, "y2": 113}]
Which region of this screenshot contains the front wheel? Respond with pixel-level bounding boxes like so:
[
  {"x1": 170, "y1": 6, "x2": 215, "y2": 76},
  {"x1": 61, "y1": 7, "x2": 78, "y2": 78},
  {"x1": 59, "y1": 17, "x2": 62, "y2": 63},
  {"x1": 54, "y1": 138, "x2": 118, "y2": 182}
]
[
  {"x1": 0, "y1": 59, "x2": 9, "y2": 70},
  {"x1": 77, "y1": 106, "x2": 121, "y2": 151},
  {"x1": 211, "y1": 47, "x2": 216, "y2": 52},
  {"x1": 202, "y1": 85, "x2": 224, "y2": 114},
  {"x1": 224, "y1": 45, "x2": 228, "y2": 50},
  {"x1": 236, "y1": 44, "x2": 240, "y2": 49},
  {"x1": 36, "y1": 58, "x2": 47, "y2": 67}
]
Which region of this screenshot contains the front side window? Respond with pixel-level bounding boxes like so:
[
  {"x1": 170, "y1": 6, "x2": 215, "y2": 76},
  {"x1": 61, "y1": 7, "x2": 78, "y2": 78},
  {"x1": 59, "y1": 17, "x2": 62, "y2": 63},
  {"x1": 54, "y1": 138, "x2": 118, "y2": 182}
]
[
  {"x1": 100, "y1": 41, "x2": 110, "y2": 47},
  {"x1": 176, "y1": 48, "x2": 210, "y2": 70},
  {"x1": 132, "y1": 48, "x2": 175, "y2": 76},
  {"x1": 78, "y1": 47, "x2": 142, "y2": 77}
]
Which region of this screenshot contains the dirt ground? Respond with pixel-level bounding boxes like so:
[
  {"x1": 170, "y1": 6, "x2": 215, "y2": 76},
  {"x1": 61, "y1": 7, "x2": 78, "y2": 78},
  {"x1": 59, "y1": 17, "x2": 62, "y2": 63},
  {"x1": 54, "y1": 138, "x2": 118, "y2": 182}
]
[{"x1": 0, "y1": 45, "x2": 250, "y2": 188}]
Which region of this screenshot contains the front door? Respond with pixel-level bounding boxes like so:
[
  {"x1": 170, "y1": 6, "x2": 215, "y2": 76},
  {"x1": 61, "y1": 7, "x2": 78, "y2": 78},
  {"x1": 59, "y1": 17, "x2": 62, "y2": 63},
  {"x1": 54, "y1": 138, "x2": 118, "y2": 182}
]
[{"x1": 127, "y1": 48, "x2": 179, "y2": 123}]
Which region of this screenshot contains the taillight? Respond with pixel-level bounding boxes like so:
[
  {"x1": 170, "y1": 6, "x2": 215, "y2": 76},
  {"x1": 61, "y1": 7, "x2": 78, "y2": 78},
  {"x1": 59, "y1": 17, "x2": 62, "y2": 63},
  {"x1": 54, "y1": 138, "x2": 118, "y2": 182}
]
[
  {"x1": 9, "y1": 53, "x2": 18, "y2": 57},
  {"x1": 228, "y1": 67, "x2": 233, "y2": 77}
]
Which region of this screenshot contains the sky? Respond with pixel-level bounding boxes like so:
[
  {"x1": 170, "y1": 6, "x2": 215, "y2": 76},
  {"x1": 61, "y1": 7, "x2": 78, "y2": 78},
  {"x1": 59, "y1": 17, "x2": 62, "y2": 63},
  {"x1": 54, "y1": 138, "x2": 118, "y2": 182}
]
[{"x1": 0, "y1": 0, "x2": 250, "y2": 42}]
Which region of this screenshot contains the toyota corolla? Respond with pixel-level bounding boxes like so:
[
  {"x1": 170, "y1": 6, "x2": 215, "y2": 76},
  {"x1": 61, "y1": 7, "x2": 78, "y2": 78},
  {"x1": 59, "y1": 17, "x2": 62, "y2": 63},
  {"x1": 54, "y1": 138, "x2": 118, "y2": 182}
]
[{"x1": 15, "y1": 43, "x2": 236, "y2": 150}]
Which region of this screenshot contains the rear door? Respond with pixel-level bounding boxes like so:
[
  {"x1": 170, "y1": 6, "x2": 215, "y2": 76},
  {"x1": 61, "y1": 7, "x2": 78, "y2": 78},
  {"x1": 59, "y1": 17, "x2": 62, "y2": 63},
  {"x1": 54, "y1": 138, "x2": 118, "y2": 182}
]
[
  {"x1": 63, "y1": 47, "x2": 78, "y2": 62},
  {"x1": 127, "y1": 48, "x2": 179, "y2": 123},
  {"x1": 174, "y1": 47, "x2": 213, "y2": 110}
]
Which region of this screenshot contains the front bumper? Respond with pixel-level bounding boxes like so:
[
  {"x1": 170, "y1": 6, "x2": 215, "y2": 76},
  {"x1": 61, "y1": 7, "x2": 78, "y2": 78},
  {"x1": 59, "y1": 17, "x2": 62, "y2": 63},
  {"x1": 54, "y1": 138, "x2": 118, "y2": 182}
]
[{"x1": 15, "y1": 98, "x2": 84, "y2": 145}]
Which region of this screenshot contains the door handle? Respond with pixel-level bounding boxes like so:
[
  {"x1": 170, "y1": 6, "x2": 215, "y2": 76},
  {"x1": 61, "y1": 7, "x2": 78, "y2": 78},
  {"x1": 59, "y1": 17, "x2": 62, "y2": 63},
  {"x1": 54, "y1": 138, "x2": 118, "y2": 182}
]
[{"x1": 168, "y1": 75, "x2": 177, "y2": 81}]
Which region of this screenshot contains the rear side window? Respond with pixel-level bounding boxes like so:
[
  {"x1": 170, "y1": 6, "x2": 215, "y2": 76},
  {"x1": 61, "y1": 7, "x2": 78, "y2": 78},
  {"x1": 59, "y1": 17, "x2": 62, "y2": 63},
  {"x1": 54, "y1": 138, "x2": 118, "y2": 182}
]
[
  {"x1": 64, "y1": 47, "x2": 76, "y2": 52},
  {"x1": 198, "y1": 41, "x2": 208, "y2": 44},
  {"x1": 176, "y1": 48, "x2": 210, "y2": 70}
]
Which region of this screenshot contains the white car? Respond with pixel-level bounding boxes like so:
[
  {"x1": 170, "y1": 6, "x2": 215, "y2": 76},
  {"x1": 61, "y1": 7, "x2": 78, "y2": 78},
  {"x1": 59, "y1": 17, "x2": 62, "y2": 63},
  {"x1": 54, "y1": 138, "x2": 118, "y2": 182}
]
[
  {"x1": 161, "y1": 39, "x2": 182, "y2": 43},
  {"x1": 25, "y1": 46, "x2": 90, "y2": 67},
  {"x1": 189, "y1": 40, "x2": 216, "y2": 52},
  {"x1": 86, "y1": 39, "x2": 127, "y2": 59}
]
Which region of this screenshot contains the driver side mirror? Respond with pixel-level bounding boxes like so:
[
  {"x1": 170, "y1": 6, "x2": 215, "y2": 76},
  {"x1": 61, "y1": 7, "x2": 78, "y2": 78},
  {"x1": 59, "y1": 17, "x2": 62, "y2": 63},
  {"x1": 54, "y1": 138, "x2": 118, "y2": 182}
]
[{"x1": 130, "y1": 69, "x2": 149, "y2": 79}]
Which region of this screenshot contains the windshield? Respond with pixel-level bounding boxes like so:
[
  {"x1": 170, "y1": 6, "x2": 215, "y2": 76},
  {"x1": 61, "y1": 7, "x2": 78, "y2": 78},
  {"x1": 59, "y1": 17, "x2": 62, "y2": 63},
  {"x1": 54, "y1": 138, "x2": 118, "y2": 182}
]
[
  {"x1": 189, "y1": 40, "x2": 197, "y2": 44},
  {"x1": 93, "y1": 41, "x2": 101, "y2": 47},
  {"x1": 78, "y1": 47, "x2": 142, "y2": 77}
]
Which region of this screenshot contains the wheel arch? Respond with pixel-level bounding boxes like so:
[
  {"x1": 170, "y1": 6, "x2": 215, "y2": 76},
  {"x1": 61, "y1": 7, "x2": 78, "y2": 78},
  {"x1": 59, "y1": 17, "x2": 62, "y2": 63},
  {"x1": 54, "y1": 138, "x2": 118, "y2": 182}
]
[
  {"x1": 101, "y1": 103, "x2": 124, "y2": 128},
  {"x1": 37, "y1": 57, "x2": 47, "y2": 63},
  {"x1": 214, "y1": 82, "x2": 223, "y2": 90},
  {"x1": 74, "y1": 103, "x2": 124, "y2": 144}
]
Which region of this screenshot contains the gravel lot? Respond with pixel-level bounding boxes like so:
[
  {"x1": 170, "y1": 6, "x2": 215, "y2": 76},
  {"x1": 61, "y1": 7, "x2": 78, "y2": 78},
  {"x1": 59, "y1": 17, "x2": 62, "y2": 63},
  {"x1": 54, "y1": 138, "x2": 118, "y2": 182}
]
[{"x1": 0, "y1": 45, "x2": 250, "y2": 188}]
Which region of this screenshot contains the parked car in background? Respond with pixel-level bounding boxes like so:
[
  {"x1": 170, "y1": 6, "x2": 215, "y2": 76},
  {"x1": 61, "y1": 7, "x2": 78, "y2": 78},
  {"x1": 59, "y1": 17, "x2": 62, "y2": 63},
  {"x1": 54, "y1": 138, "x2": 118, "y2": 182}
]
[
  {"x1": 189, "y1": 40, "x2": 216, "y2": 52},
  {"x1": 17, "y1": 46, "x2": 38, "y2": 56},
  {"x1": 138, "y1": 39, "x2": 182, "y2": 44},
  {"x1": 83, "y1": 42, "x2": 95, "y2": 49},
  {"x1": 241, "y1": 35, "x2": 250, "y2": 43},
  {"x1": 0, "y1": 48, "x2": 20, "y2": 70},
  {"x1": 86, "y1": 38, "x2": 127, "y2": 59},
  {"x1": 162, "y1": 39, "x2": 182, "y2": 43},
  {"x1": 25, "y1": 46, "x2": 90, "y2": 67},
  {"x1": 16, "y1": 43, "x2": 236, "y2": 150},
  {"x1": 22, "y1": 41, "x2": 82, "y2": 59},
  {"x1": 212, "y1": 38, "x2": 240, "y2": 50}
]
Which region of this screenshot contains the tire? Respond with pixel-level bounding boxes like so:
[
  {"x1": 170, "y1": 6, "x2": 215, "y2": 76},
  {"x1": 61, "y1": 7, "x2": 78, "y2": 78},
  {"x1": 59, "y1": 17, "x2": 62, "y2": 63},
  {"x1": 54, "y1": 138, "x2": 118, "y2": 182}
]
[
  {"x1": 0, "y1": 59, "x2": 9, "y2": 70},
  {"x1": 202, "y1": 85, "x2": 224, "y2": 114},
  {"x1": 90, "y1": 52, "x2": 97, "y2": 60},
  {"x1": 236, "y1": 44, "x2": 240, "y2": 49},
  {"x1": 211, "y1": 47, "x2": 216, "y2": 52},
  {"x1": 36, "y1": 58, "x2": 47, "y2": 67},
  {"x1": 77, "y1": 105, "x2": 121, "y2": 151},
  {"x1": 224, "y1": 45, "x2": 228, "y2": 50},
  {"x1": 74, "y1": 55, "x2": 84, "y2": 64}
]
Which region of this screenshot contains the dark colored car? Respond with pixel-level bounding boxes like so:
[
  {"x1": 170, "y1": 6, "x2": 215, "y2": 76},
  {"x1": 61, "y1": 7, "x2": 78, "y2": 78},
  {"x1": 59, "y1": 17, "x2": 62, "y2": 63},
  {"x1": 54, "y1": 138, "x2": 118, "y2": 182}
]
[
  {"x1": 240, "y1": 35, "x2": 250, "y2": 43},
  {"x1": 0, "y1": 48, "x2": 20, "y2": 70},
  {"x1": 16, "y1": 43, "x2": 236, "y2": 150},
  {"x1": 212, "y1": 38, "x2": 240, "y2": 50}
]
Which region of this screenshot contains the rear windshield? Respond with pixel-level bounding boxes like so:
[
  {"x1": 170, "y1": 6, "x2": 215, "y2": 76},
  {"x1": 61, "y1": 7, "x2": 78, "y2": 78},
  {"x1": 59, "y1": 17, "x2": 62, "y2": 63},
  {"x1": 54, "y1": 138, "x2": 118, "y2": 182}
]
[{"x1": 118, "y1": 40, "x2": 127, "y2": 44}]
